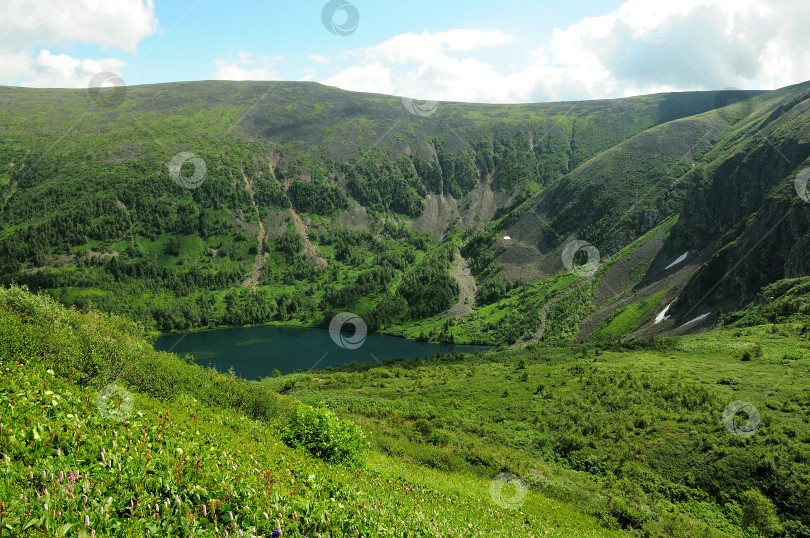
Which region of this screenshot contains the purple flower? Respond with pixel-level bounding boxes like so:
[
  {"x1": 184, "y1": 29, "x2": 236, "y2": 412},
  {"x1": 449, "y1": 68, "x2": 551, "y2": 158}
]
[
  {"x1": 272, "y1": 529, "x2": 281, "y2": 538},
  {"x1": 59, "y1": 471, "x2": 64, "y2": 482}
]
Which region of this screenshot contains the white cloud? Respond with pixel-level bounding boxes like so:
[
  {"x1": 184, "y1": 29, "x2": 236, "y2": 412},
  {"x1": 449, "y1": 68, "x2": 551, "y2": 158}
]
[
  {"x1": 0, "y1": 0, "x2": 157, "y2": 87},
  {"x1": 214, "y1": 52, "x2": 282, "y2": 81},
  {"x1": 0, "y1": 48, "x2": 126, "y2": 87},
  {"x1": 320, "y1": 0, "x2": 810, "y2": 103},
  {"x1": 1, "y1": 0, "x2": 158, "y2": 52},
  {"x1": 308, "y1": 53, "x2": 330, "y2": 64},
  {"x1": 20, "y1": 49, "x2": 126, "y2": 87}
]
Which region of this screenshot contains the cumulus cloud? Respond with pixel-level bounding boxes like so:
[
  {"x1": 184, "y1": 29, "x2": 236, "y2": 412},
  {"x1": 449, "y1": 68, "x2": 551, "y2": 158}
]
[
  {"x1": 320, "y1": 0, "x2": 810, "y2": 103},
  {"x1": 15, "y1": 49, "x2": 126, "y2": 87},
  {"x1": 0, "y1": 0, "x2": 157, "y2": 87},
  {"x1": 214, "y1": 52, "x2": 283, "y2": 81},
  {"x1": 1, "y1": 0, "x2": 158, "y2": 52}
]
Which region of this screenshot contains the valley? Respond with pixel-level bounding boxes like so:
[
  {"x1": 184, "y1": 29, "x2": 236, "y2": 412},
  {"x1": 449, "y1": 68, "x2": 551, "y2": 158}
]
[{"x1": 1, "y1": 79, "x2": 810, "y2": 537}]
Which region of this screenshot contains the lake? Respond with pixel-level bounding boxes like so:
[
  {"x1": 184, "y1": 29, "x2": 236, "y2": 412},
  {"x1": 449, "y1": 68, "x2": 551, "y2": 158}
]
[{"x1": 152, "y1": 326, "x2": 490, "y2": 378}]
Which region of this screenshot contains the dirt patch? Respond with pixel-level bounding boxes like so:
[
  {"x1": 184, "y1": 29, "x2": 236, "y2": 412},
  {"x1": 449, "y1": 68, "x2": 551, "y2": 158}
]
[
  {"x1": 448, "y1": 251, "x2": 476, "y2": 316},
  {"x1": 337, "y1": 202, "x2": 371, "y2": 230},
  {"x1": 288, "y1": 208, "x2": 328, "y2": 269}
]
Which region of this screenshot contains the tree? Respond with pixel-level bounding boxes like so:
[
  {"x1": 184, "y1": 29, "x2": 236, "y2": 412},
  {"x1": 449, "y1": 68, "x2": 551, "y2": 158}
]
[
  {"x1": 740, "y1": 489, "x2": 782, "y2": 537},
  {"x1": 165, "y1": 237, "x2": 181, "y2": 256}
]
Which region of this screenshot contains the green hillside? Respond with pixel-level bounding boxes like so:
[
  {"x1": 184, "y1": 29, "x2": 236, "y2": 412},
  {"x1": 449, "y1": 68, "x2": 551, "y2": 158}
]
[
  {"x1": 3, "y1": 280, "x2": 809, "y2": 536},
  {"x1": 0, "y1": 285, "x2": 626, "y2": 537},
  {"x1": 1, "y1": 81, "x2": 794, "y2": 346}
]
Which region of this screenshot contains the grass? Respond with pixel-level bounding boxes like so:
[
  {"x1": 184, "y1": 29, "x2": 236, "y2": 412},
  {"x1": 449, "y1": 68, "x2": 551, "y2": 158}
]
[{"x1": 0, "y1": 285, "x2": 624, "y2": 537}]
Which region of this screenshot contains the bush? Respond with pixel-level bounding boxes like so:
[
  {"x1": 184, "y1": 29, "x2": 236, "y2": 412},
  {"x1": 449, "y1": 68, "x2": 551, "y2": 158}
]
[
  {"x1": 281, "y1": 405, "x2": 368, "y2": 466},
  {"x1": 740, "y1": 489, "x2": 782, "y2": 537}
]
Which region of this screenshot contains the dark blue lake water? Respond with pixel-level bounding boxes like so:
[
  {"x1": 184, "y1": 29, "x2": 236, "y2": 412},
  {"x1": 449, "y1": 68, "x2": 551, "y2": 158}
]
[{"x1": 153, "y1": 326, "x2": 490, "y2": 378}]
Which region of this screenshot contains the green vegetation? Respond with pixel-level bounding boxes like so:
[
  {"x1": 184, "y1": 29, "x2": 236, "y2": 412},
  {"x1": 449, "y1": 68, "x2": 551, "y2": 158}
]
[
  {"x1": 269, "y1": 297, "x2": 810, "y2": 537},
  {"x1": 0, "y1": 286, "x2": 626, "y2": 537}
]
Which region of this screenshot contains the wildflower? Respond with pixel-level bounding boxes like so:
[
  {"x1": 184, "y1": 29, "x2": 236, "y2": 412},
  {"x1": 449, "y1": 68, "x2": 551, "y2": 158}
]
[
  {"x1": 83, "y1": 495, "x2": 88, "y2": 505},
  {"x1": 101, "y1": 450, "x2": 105, "y2": 463},
  {"x1": 59, "y1": 471, "x2": 64, "y2": 482},
  {"x1": 203, "y1": 505, "x2": 207, "y2": 517},
  {"x1": 85, "y1": 515, "x2": 90, "y2": 526},
  {"x1": 229, "y1": 511, "x2": 234, "y2": 521},
  {"x1": 100, "y1": 506, "x2": 104, "y2": 515},
  {"x1": 271, "y1": 529, "x2": 282, "y2": 538},
  {"x1": 91, "y1": 531, "x2": 95, "y2": 538},
  {"x1": 44, "y1": 504, "x2": 48, "y2": 511},
  {"x1": 29, "y1": 471, "x2": 33, "y2": 479}
]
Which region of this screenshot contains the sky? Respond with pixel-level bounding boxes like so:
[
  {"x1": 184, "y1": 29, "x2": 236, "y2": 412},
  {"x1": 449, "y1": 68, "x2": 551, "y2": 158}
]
[{"x1": 0, "y1": 0, "x2": 809, "y2": 103}]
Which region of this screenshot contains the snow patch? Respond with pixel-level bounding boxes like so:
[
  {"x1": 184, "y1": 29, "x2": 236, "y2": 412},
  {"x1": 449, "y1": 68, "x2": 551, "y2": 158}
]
[
  {"x1": 654, "y1": 303, "x2": 672, "y2": 325},
  {"x1": 682, "y1": 313, "x2": 710, "y2": 327},
  {"x1": 665, "y1": 251, "x2": 689, "y2": 270}
]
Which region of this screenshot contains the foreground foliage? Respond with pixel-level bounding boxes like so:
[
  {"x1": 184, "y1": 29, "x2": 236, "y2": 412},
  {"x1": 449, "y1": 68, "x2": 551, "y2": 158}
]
[{"x1": 0, "y1": 286, "x2": 620, "y2": 536}]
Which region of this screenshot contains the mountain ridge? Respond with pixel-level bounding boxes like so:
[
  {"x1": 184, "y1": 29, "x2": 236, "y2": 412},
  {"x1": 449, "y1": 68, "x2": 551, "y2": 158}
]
[{"x1": 0, "y1": 79, "x2": 807, "y2": 346}]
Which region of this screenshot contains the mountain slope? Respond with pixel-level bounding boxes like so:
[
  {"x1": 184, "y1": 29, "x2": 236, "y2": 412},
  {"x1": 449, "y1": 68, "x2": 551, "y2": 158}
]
[{"x1": 0, "y1": 80, "x2": 807, "y2": 346}]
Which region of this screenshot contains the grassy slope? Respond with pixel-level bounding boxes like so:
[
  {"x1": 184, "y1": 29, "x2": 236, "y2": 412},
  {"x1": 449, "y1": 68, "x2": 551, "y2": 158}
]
[
  {"x1": 0, "y1": 285, "x2": 621, "y2": 537},
  {"x1": 0, "y1": 82, "x2": 758, "y2": 345},
  {"x1": 268, "y1": 283, "x2": 810, "y2": 536}
]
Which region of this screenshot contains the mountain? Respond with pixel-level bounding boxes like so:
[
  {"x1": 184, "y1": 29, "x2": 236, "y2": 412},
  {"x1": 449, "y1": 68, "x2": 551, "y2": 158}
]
[{"x1": 0, "y1": 80, "x2": 808, "y2": 346}]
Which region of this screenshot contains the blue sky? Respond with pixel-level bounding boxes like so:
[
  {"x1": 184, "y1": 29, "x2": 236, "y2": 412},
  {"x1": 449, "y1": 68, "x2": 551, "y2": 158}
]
[{"x1": 1, "y1": 0, "x2": 808, "y2": 103}]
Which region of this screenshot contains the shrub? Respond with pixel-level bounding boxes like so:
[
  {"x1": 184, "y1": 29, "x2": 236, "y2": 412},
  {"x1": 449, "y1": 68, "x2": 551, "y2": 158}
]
[
  {"x1": 282, "y1": 405, "x2": 368, "y2": 466},
  {"x1": 740, "y1": 489, "x2": 782, "y2": 537}
]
